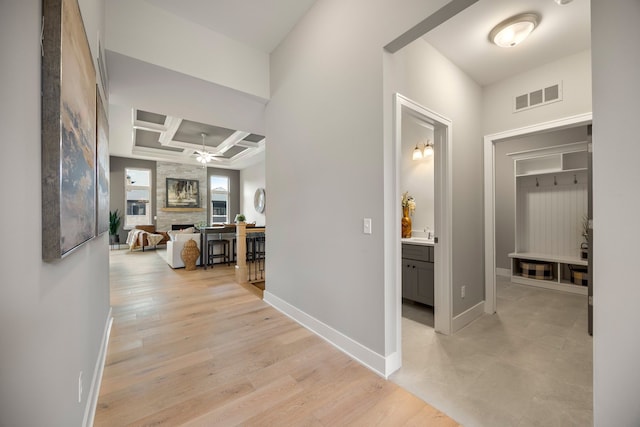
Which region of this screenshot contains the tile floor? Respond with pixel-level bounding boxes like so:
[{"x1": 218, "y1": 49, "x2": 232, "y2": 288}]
[{"x1": 391, "y1": 276, "x2": 593, "y2": 427}]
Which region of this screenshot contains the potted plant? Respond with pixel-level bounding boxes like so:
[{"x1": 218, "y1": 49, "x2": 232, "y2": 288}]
[
  {"x1": 109, "y1": 209, "x2": 121, "y2": 245},
  {"x1": 235, "y1": 213, "x2": 246, "y2": 223}
]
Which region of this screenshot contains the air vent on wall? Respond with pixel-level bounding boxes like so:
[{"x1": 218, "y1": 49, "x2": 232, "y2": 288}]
[{"x1": 513, "y1": 82, "x2": 562, "y2": 112}]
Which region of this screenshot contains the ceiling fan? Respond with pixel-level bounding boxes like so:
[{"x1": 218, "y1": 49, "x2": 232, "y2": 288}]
[{"x1": 195, "y1": 133, "x2": 222, "y2": 165}]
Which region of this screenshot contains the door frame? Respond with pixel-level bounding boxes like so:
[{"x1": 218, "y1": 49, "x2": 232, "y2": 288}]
[
  {"x1": 391, "y1": 93, "x2": 453, "y2": 371},
  {"x1": 483, "y1": 112, "x2": 593, "y2": 314}
]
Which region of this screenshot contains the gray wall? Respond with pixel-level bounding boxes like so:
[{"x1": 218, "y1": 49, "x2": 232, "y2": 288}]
[
  {"x1": 0, "y1": 0, "x2": 110, "y2": 425},
  {"x1": 592, "y1": 1, "x2": 640, "y2": 424},
  {"x1": 483, "y1": 49, "x2": 592, "y2": 136},
  {"x1": 494, "y1": 126, "x2": 589, "y2": 270},
  {"x1": 110, "y1": 156, "x2": 157, "y2": 241},
  {"x1": 390, "y1": 38, "x2": 484, "y2": 318},
  {"x1": 266, "y1": 0, "x2": 450, "y2": 355}
]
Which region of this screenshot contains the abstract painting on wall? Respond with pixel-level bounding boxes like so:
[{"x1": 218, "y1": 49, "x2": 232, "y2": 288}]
[
  {"x1": 42, "y1": 0, "x2": 97, "y2": 260},
  {"x1": 166, "y1": 178, "x2": 200, "y2": 208},
  {"x1": 96, "y1": 87, "x2": 109, "y2": 235}
]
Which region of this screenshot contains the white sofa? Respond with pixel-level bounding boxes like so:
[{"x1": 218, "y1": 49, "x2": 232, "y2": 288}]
[{"x1": 165, "y1": 233, "x2": 201, "y2": 268}]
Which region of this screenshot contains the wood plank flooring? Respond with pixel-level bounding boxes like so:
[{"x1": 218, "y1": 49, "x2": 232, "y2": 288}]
[{"x1": 94, "y1": 250, "x2": 459, "y2": 426}]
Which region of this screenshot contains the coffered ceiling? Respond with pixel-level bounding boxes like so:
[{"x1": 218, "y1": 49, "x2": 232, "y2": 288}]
[{"x1": 131, "y1": 109, "x2": 265, "y2": 166}]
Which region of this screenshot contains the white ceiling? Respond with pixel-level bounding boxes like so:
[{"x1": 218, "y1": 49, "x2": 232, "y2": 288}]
[
  {"x1": 108, "y1": 0, "x2": 591, "y2": 169},
  {"x1": 422, "y1": 0, "x2": 591, "y2": 86},
  {"x1": 107, "y1": 0, "x2": 318, "y2": 170},
  {"x1": 146, "y1": 0, "x2": 318, "y2": 53}
]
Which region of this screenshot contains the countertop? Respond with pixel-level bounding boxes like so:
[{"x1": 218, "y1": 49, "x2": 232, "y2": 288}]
[{"x1": 401, "y1": 237, "x2": 434, "y2": 247}]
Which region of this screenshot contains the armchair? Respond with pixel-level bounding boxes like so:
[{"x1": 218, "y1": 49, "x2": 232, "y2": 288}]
[{"x1": 134, "y1": 225, "x2": 169, "y2": 249}]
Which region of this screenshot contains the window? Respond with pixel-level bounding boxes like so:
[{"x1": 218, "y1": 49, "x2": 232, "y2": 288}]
[
  {"x1": 124, "y1": 168, "x2": 152, "y2": 229},
  {"x1": 210, "y1": 175, "x2": 229, "y2": 224}
]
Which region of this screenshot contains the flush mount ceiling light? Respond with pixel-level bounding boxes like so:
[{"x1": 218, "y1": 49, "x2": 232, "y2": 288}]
[
  {"x1": 412, "y1": 140, "x2": 433, "y2": 160},
  {"x1": 195, "y1": 133, "x2": 215, "y2": 167},
  {"x1": 554, "y1": 0, "x2": 573, "y2": 4},
  {"x1": 489, "y1": 13, "x2": 539, "y2": 48}
]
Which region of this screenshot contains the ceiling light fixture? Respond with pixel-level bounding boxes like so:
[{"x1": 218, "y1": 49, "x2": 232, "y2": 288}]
[
  {"x1": 195, "y1": 133, "x2": 215, "y2": 167},
  {"x1": 412, "y1": 140, "x2": 433, "y2": 160},
  {"x1": 553, "y1": 0, "x2": 573, "y2": 5},
  {"x1": 489, "y1": 13, "x2": 539, "y2": 48}
]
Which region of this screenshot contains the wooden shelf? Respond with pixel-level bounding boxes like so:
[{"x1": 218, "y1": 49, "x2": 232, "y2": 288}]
[{"x1": 160, "y1": 207, "x2": 204, "y2": 212}]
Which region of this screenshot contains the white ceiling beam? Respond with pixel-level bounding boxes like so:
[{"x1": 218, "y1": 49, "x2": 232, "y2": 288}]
[
  {"x1": 235, "y1": 139, "x2": 265, "y2": 149},
  {"x1": 158, "y1": 116, "x2": 182, "y2": 146},
  {"x1": 132, "y1": 121, "x2": 166, "y2": 132},
  {"x1": 215, "y1": 130, "x2": 251, "y2": 154}
]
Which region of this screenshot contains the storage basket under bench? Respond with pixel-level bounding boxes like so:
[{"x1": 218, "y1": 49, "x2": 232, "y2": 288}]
[
  {"x1": 519, "y1": 259, "x2": 554, "y2": 280},
  {"x1": 508, "y1": 252, "x2": 588, "y2": 295}
]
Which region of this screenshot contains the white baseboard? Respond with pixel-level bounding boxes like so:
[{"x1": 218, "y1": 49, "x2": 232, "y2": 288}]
[
  {"x1": 83, "y1": 308, "x2": 113, "y2": 427},
  {"x1": 263, "y1": 291, "x2": 388, "y2": 378},
  {"x1": 385, "y1": 351, "x2": 401, "y2": 377},
  {"x1": 496, "y1": 268, "x2": 511, "y2": 278},
  {"x1": 452, "y1": 300, "x2": 485, "y2": 333}
]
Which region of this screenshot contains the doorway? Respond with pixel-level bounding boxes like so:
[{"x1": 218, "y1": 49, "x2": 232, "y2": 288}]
[
  {"x1": 392, "y1": 94, "x2": 453, "y2": 371},
  {"x1": 483, "y1": 113, "x2": 593, "y2": 315}
]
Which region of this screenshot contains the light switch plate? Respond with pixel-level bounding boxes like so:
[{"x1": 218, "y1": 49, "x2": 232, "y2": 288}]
[{"x1": 363, "y1": 218, "x2": 372, "y2": 234}]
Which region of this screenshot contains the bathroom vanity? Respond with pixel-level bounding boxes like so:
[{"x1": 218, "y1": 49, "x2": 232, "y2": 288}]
[{"x1": 401, "y1": 239, "x2": 434, "y2": 306}]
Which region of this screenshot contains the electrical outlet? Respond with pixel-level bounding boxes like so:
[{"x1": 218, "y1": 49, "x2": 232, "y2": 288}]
[
  {"x1": 461, "y1": 285, "x2": 466, "y2": 298},
  {"x1": 78, "y1": 371, "x2": 83, "y2": 403},
  {"x1": 363, "y1": 218, "x2": 372, "y2": 234}
]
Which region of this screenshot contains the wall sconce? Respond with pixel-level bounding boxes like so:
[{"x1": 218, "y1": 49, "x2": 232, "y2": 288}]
[{"x1": 412, "y1": 140, "x2": 433, "y2": 160}]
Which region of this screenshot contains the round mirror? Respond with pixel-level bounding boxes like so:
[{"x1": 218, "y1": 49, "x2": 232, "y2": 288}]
[{"x1": 254, "y1": 188, "x2": 265, "y2": 213}]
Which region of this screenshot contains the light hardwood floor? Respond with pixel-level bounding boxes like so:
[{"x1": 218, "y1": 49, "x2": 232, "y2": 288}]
[{"x1": 95, "y1": 250, "x2": 459, "y2": 426}]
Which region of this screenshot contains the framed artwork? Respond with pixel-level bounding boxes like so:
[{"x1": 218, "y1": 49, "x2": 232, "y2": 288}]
[
  {"x1": 166, "y1": 178, "x2": 200, "y2": 208},
  {"x1": 96, "y1": 87, "x2": 109, "y2": 235},
  {"x1": 41, "y1": 0, "x2": 97, "y2": 259}
]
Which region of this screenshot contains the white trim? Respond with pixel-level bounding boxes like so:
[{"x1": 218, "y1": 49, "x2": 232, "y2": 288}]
[
  {"x1": 511, "y1": 276, "x2": 588, "y2": 295},
  {"x1": 83, "y1": 308, "x2": 113, "y2": 427},
  {"x1": 483, "y1": 113, "x2": 592, "y2": 315},
  {"x1": 263, "y1": 291, "x2": 388, "y2": 378},
  {"x1": 385, "y1": 351, "x2": 401, "y2": 376},
  {"x1": 452, "y1": 300, "x2": 485, "y2": 333},
  {"x1": 496, "y1": 268, "x2": 511, "y2": 278},
  {"x1": 508, "y1": 141, "x2": 588, "y2": 160},
  {"x1": 393, "y1": 93, "x2": 453, "y2": 338}
]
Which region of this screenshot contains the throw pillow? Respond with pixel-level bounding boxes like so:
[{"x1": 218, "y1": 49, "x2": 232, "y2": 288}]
[
  {"x1": 168, "y1": 227, "x2": 197, "y2": 241},
  {"x1": 175, "y1": 233, "x2": 199, "y2": 243}
]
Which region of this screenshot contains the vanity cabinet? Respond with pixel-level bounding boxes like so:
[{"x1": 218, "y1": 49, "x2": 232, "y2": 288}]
[{"x1": 402, "y1": 244, "x2": 434, "y2": 306}]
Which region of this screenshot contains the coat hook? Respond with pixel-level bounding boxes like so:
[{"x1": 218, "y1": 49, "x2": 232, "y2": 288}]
[
  {"x1": 536, "y1": 177, "x2": 539, "y2": 187},
  {"x1": 554, "y1": 175, "x2": 557, "y2": 186},
  {"x1": 574, "y1": 174, "x2": 578, "y2": 184}
]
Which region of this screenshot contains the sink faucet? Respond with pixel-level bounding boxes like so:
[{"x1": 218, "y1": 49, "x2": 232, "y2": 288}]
[{"x1": 425, "y1": 227, "x2": 433, "y2": 240}]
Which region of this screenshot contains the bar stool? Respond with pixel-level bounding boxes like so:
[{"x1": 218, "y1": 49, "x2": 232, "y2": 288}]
[
  {"x1": 207, "y1": 239, "x2": 229, "y2": 267},
  {"x1": 232, "y1": 236, "x2": 258, "y2": 262}
]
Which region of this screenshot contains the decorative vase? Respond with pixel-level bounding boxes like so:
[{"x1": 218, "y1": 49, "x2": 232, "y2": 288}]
[
  {"x1": 401, "y1": 206, "x2": 412, "y2": 238},
  {"x1": 181, "y1": 239, "x2": 199, "y2": 271}
]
